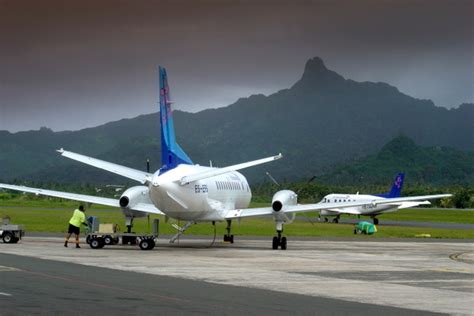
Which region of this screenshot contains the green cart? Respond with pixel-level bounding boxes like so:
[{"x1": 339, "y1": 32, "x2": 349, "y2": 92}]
[{"x1": 354, "y1": 221, "x2": 377, "y2": 235}]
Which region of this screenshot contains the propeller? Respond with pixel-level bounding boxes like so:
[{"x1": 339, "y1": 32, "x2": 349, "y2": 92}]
[
  {"x1": 297, "y1": 175, "x2": 318, "y2": 225},
  {"x1": 265, "y1": 171, "x2": 280, "y2": 186},
  {"x1": 266, "y1": 172, "x2": 318, "y2": 225}
]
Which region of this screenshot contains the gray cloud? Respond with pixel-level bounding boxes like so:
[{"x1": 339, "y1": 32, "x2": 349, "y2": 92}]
[{"x1": 0, "y1": 0, "x2": 472, "y2": 132}]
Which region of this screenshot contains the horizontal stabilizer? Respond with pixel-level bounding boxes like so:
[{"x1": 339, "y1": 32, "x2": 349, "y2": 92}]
[
  {"x1": 58, "y1": 148, "x2": 152, "y2": 184},
  {"x1": 180, "y1": 153, "x2": 283, "y2": 185}
]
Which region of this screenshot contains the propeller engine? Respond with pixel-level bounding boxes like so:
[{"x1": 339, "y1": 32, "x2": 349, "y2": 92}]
[
  {"x1": 119, "y1": 186, "x2": 151, "y2": 218},
  {"x1": 271, "y1": 190, "x2": 297, "y2": 223}
]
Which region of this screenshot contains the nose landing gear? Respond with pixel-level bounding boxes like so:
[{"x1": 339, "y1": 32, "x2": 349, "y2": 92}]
[{"x1": 272, "y1": 222, "x2": 287, "y2": 250}]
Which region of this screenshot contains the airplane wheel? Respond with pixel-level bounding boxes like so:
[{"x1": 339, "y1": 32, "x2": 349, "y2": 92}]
[
  {"x1": 373, "y1": 218, "x2": 379, "y2": 225},
  {"x1": 223, "y1": 235, "x2": 228, "y2": 242},
  {"x1": 332, "y1": 218, "x2": 339, "y2": 223},
  {"x1": 280, "y1": 237, "x2": 287, "y2": 250},
  {"x1": 229, "y1": 235, "x2": 234, "y2": 244},
  {"x1": 272, "y1": 236, "x2": 279, "y2": 250},
  {"x1": 324, "y1": 217, "x2": 328, "y2": 223}
]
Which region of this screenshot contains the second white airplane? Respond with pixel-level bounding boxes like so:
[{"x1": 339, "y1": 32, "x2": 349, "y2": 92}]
[
  {"x1": 0, "y1": 67, "x2": 452, "y2": 249},
  {"x1": 318, "y1": 173, "x2": 443, "y2": 224}
]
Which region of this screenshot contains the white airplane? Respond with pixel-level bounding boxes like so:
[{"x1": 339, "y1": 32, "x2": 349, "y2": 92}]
[
  {"x1": 319, "y1": 173, "x2": 447, "y2": 224},
  {"x1": 0, "y1": 67, "x2": 452, "y2": 249}
]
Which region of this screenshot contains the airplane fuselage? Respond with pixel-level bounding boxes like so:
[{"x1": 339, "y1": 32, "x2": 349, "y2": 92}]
[
  {"x1": 320, "y1": 194, "x2": 398, "y2": 216},
  {"x1": 149, "y1": 164, "x2": 251, "y2": 221}
]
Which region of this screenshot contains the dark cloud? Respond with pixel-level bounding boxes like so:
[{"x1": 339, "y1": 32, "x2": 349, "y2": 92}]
[{"x1": 0, "y1": 0, "x2": 472, "y2": 132}]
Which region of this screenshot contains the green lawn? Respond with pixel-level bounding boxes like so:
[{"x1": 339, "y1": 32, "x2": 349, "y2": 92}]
[{"x1": 1, "y1": 202, "x2": 472, "y2": 239}]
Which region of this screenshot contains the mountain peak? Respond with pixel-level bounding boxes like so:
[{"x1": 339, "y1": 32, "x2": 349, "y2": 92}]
[
  {"x1": 303, "y1": 57, "x2": 327, "y2": 73},
  {"x1": 293, "y1": 56, "x2": 345, "y2": 90},
  {"x1": 380, "y1": 135, "x2": 418, "y2": 155}
]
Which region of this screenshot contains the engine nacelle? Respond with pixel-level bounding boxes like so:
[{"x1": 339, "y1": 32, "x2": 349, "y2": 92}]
[
  {"x1": 119, "y1": 186, "x2": 152, "y2": 218},
  {"x1": 271, "y1": 190, "x2": 297, "y2": 223}
]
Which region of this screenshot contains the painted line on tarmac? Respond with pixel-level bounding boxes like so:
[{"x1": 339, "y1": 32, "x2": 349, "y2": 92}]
[{"x1": 0, "y1": 292, "x2": 12, "y2": 297}]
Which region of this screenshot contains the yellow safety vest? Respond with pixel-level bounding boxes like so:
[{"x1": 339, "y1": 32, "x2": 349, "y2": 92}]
[{"x1": 69, "y1": 209, "x2": 86, "y2": 227}]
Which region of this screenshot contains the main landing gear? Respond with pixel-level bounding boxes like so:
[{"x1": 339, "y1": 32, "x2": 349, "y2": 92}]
[
  {"x1": 272, "y1": 222, "x2": 287, "y2": 250},
  {"x1": 223, "y1": 219, "x2": 234, "y2": 243},
  {"x1": 323, "y1": 216, "x2": 340, "y2": 223},
  {"x1": 372, "y1": 217, "x2": 379, "y2": 225}
]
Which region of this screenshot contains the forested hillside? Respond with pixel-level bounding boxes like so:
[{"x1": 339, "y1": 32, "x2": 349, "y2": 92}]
[{"x1": 1, "y1": 57, "x2": 472, "y2": 185}]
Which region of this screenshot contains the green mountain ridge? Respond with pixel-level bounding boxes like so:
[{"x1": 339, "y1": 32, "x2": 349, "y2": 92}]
[
  {"x1": 319, "y1": 135, "x2": 474, "y2": 186},
  {"x1": 0, "y1": 57, "x2": 472, "y2": 186}
]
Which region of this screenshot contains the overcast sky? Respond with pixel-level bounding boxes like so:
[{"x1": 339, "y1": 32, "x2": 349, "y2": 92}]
[{"x1": 0, "y1": 0, "x2": 472, "y2": 132}]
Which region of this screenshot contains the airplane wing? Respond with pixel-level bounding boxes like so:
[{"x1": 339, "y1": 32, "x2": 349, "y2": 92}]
[
  {"x1": 0, "y1": 183, "x2": 164, "y2": 215},
  {"x1": 57, "y1": 149, "x2": 152, "y2": 184},
  {"x1": 224, "y1": 201, "x2": 372, "y2": 219},
  {"x1": 179, "y1": 153, "x2": 282, "y2": 185},
  {"x1": 371, "y1": 194, "x2": 451, "y2": 205},
  {"x1": 223, "y1": 194, "x2": 452, "y2": 219},
  {"x1": 324, "y1": 200, "x2": 434, "y2": 215}
]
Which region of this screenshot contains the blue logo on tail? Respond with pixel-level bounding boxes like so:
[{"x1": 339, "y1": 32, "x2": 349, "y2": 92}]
[
  {"x1": 376, "y1": 173, "x2": 404, "y2": 198},
  {"x1": 159, "y1": 67, "x2": 193, "y2": 173}
]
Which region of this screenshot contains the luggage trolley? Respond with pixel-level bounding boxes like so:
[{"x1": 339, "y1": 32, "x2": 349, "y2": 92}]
[
  {"x1": 0, "y1": 216, "x2": 25, "y2": 244},
  {"x1": 85, "y1": 216, "x2": 159, "y2": 250}
]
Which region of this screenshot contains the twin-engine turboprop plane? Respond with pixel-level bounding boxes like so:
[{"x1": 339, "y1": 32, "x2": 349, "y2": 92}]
[
  {"x1": 318, "y1": 173, "x2": 447, "y2": 224},
  {"x1": 0, "y1": 67, "x2": 452, "y2": 249}
]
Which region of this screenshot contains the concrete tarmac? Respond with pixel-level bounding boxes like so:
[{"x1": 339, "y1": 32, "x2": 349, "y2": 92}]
[{"x1": 0, "y1": 237, "x2": 472, "y2": 315}]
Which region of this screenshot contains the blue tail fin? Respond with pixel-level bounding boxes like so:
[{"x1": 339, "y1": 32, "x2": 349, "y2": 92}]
[
  {"x1": 376, "y1": 173, "x2": 404, "y2": 198},
  {"x1": 158, "y1": 67, "x2": 193, "y2": 173}
]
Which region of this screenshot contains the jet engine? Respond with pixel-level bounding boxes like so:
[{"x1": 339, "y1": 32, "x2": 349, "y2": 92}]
[{"x1": 271, "y1": 190, "x2": 297, "y2": 223}]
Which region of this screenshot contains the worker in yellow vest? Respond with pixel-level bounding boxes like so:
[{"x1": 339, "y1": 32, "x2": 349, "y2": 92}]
[{"x1": 64, "y1": 205, "x2": 87, "y2": 248}]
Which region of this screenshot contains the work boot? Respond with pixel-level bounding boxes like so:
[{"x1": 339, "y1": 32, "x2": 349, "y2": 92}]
[{"x1": 64, "y1": 241, "x2": 68, "y2": 247}]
